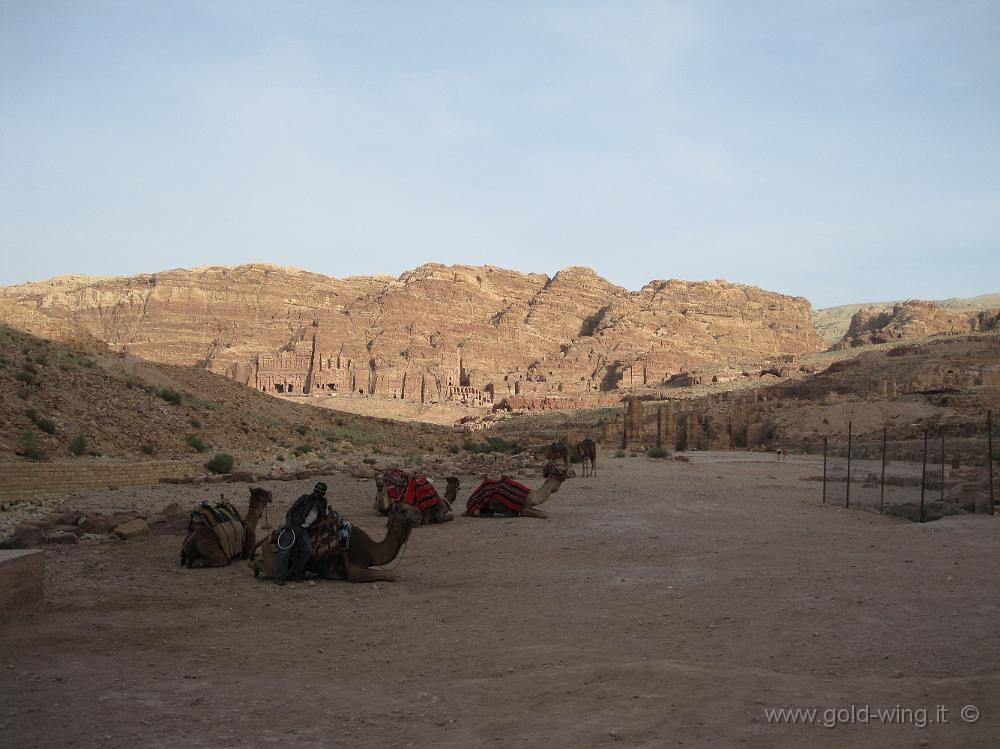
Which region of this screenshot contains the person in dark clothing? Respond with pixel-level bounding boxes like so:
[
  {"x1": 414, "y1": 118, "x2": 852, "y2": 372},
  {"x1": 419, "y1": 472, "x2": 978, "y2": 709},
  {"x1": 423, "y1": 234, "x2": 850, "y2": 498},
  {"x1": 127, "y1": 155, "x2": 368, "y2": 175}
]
[{"x1": 274, "y1": 482, "x2": 329, "y2": 585}]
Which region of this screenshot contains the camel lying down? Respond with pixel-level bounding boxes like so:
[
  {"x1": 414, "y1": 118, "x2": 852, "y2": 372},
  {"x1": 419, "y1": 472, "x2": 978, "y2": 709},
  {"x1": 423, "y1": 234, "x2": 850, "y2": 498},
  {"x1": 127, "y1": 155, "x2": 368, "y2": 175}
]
[
  {"x1": 465, "y1": 461, "x2": 572, "y2": 519},
  {"x1": 249, "y1": 501, "x2": 422, "y2": 583}
]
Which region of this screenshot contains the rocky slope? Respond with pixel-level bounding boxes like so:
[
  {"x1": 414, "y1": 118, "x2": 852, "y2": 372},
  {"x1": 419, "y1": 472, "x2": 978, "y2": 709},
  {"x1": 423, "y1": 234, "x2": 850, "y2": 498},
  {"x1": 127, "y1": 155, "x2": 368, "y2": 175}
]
[
  {"x1": 834, "y1": 300, "x2": 999, "y2": 349},
  {"x1": 813, "y1": 293, "x2": 1000, "y2": 344},
  {"x1": 0, "y1": 323, "x2": 449, "y2": 465},
  {"x1": 0, "y1": 263, "x2": 825, "y2": 401}
]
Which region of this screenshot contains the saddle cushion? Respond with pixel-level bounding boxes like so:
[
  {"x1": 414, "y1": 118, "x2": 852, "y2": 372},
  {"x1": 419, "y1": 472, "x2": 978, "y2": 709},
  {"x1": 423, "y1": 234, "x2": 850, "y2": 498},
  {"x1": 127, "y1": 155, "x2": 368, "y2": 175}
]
[
  {"x1": 465, "y1": 476, "x2": 531, "y2": 516},
  {"x1": 384, "y1": 470, "x2": 443, "y2": 513},
  {"x1": 188, "y1": 501, "x2": 246, "y2": 561}
]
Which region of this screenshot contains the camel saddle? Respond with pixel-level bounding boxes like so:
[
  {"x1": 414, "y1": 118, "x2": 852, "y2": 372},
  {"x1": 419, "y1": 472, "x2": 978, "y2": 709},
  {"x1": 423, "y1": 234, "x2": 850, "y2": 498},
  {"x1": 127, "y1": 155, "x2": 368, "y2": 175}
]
[
  {"x1": 307, "y1": 514, "x2": 353, "y2": 558},
  {"x1": 465, "y1": 476, "x2": 531, "y2": 516},
  {"x1": 188, "y1": 501, "x2": 246, "y2": 562},
  {"x1": 384, "y1": 469, "x2": 443, "y2": 512}
]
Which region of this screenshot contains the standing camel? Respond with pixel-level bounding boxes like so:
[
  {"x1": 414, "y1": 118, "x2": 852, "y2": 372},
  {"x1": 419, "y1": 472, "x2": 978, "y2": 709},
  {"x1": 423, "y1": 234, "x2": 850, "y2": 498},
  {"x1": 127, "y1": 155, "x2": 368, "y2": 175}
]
[
  {"x1": 465, "y1": 461, "x2": 572, "y2": 519},
  {"x1": 180, "y1": 487, "x2": 273, "y2": 568},
  {"x1": 575, "y1": 438, "x2": 598, "y2": 477}
]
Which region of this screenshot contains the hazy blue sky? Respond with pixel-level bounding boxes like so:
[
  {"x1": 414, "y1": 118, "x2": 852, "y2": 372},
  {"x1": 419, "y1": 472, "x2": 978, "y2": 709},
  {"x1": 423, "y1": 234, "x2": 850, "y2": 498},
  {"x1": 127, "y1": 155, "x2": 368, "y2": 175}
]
[{"x1": 1, "y1": 1, "x2": 997, "y2": 307}]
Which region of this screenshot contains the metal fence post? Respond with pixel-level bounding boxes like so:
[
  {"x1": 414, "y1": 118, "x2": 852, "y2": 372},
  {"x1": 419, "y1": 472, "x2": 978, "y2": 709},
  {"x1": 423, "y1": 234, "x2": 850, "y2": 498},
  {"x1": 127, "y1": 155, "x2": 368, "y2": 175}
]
[
  {"x1": 940, "y1": 433, "x2": 945, "y2": 502},
  {"x1": 880, "y1": 426, "x2": 887, "y2": 515},
  {"x1": 919, "y1": 429, "x2": 928, "y2": 523},
  {"x1": 846, "y1": 421, "x2": 852, "y2": 509},
  {"x1": 988, "y1": 410, "x2": 995, "y2": 516},
  {"x1": 822, "y1": 436, "x2": 827, "y2": 505}
]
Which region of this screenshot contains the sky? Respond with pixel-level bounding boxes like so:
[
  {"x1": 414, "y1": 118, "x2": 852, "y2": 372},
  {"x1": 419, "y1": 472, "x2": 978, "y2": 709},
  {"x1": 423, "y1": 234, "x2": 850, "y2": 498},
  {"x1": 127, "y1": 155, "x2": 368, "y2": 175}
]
[{"x1": 1, "y1": 1, "x2": 997, "y2": 308}]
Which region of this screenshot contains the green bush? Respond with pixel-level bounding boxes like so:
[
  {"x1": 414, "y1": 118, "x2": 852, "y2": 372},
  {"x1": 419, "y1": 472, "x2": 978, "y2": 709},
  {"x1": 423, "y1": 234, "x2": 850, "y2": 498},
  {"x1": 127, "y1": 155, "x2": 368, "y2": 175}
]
[
  {"x1": 18, "y1": 431, "x2": 47, "y2": 461},
  {"x1": 448, "y1": 444, "x2": 460, "y2": 454},
  {"x1": 35, "y1": 418, "x2": 56, "y2": 435},
  {"x1": 186, "y1": 434, "x2": 207, "y2": 453},
  {"x1": 69, "y1": 434, "x2": 88, "y2": 456},
  {"x1": 462, "y1": 436, "x2": 522, "y2": 454},
  {"x1": 614, "y1": 449, "x2": 626, "y2": 458},
  {"x1": 292, "y1": 443, "x2": 313, "y2": 456},
  {"x1": 141, "y1": 443, "x2": 158, "y2": 456},
  {"x1": 276, "y1": 455, "x2": 285, "y2": 462},
  {"x1": 188, "y1": 417, "x2": 201, "y2": 429},
  {"x1": 295, "y1": 424, "x2": 310, "y2": 435},
  {"x1": 205, "y1": 453, "x2": 235, "y2": 474},
  {"x1": 15, "y1": 370, "x2": 35, "y2": 385},
  {"x1": 647, "y1": 447, "x2": 668, "y2": 459},
  {"x1": 157, "y1": 388, "x2": 183, "y2": 405}
]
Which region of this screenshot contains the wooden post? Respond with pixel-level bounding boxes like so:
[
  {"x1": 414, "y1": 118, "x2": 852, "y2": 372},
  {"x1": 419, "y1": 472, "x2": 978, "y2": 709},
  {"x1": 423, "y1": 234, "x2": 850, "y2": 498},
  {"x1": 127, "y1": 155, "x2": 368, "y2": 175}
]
[
  {"x1": 919, "y1": 429, "x2": 928, "y2": 523},
  {"x1": 880, "y1": 426, "x2": 887, "y2": 515},
  {"x1": 846, "y1": 421, "x2": 852, "y2": 509}
]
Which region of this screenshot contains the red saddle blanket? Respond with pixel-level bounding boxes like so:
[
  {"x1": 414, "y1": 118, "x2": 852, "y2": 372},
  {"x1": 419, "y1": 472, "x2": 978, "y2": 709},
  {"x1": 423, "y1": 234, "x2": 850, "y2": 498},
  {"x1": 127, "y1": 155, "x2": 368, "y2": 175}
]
[
  {"x1": 465, "y1": 476, "x2": 531, "y2": 516},
  {"x1": 385, "y1": 470, "x2": 443, "y2": 512}
]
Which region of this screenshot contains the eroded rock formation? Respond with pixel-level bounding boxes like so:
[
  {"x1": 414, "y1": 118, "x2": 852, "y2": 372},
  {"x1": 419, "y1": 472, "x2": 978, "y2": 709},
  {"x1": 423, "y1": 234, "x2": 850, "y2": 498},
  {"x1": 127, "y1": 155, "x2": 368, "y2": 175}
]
[
  {"x1": 1, "y1": 263, "x2": 825, "y2": 402},
  {"x1": 834, "y1": 300, "x2": 999, "y2": 349}
]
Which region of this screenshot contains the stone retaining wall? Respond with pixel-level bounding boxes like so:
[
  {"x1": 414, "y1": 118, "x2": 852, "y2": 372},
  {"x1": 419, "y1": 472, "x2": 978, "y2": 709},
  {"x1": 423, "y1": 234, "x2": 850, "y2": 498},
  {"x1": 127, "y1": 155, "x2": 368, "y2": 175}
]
[{"x1": 0, "y1": 459, "x2": 204, "y2": 500}]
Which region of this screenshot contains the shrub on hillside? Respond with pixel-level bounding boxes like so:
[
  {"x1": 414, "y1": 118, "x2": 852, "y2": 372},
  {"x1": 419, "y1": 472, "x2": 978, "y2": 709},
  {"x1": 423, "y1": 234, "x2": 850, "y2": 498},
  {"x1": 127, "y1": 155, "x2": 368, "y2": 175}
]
[
  {"x1": 647, "y1": 447, "x2": 668, "y2": 459},
  {"x1": 69, "y1": 434, "x2": 88, "y2": 456},
  {"x1": 205, "y1": 453, "x2": 235, "y2": 474},
  {"x1": 18, "y1": 431, "x2": 47, "y2": 462},
  {"x1": 186, "y1": 434, "x2": 207, "y2": 453},
  {"x1": 157, "y1": 388, "x2": 183, "y2": 405}
]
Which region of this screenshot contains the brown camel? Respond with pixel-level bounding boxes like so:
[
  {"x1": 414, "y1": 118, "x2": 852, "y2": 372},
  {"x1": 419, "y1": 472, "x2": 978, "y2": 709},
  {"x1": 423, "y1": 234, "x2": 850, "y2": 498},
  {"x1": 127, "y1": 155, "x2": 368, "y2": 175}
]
[
  {"x1": 311, "y1": 501, "x2": 422, "y2": 582},
  {"x1": 374, "y1": 471, "x2": 456, "y2": 524},
  {"x1": 180, "y1": 487, "x2": 273, "y2": 568},
  {"x1": 576, "y1": 438, "x2": 597, "y2": 477},
  {"x1": 465, "y1": 461, "x2": 572, "y2": 519},
  {"x1": 544, "y1": 440, "x2": 570, "y2": 468},
  {"x1": 249, "y1": 501, "x2": 422, "y2": 583}
]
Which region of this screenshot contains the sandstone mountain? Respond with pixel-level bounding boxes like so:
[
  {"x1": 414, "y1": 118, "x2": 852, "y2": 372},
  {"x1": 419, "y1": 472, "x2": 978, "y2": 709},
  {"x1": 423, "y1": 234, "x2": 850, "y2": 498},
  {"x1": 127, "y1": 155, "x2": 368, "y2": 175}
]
[
  {"x1": 833, "y1": 300, "x2": 1000, "y2": 349},
  {"x1": 813, "y1": 293, "x2": 1000, "y2": 344},
  {"x1": 0, "y1": 263, "x2": 824, "y2": 404}
]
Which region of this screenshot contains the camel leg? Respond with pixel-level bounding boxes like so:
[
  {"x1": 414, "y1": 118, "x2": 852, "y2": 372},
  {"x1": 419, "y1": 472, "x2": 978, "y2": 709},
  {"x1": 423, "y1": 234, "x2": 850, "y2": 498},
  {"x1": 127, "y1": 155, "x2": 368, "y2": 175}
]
[
  {"x1": 343, "y1": 557, "x2": 397, "y2": 583},
  {"x1": 519, "y1": 506, "x2": 548, "y2": 519},
  {"x1": 189, "y1": 537, "x2": 228, "y2": 568}
]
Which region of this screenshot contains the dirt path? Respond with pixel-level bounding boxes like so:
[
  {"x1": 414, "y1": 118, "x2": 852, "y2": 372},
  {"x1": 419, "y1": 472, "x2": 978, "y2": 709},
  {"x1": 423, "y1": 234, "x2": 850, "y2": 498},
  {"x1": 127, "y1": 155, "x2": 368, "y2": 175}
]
[{"x1": 1, "y1": 453, "x2": 998, "y2": 748}]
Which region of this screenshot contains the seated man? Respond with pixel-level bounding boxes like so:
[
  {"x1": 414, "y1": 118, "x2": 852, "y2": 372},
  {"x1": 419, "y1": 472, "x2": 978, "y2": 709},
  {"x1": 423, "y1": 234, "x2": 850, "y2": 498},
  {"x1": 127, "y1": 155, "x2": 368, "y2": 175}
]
[{"x1": 274, "y1": 481, "x2": 330, "y2": 585}]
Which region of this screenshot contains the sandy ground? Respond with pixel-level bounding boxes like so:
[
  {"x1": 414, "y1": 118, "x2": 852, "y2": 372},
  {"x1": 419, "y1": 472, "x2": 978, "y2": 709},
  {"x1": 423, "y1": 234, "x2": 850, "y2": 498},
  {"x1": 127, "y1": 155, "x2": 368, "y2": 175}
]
[{"x1": 1, "y1": 452, "x2": 998, "y2": 748}]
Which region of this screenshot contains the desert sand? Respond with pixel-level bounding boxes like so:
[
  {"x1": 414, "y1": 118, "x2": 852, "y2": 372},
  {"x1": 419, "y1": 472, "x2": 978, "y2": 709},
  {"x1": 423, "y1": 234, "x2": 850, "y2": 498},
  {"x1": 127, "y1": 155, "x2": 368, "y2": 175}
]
[{"x1": 1, "y1": 452, "x2": 998, "y2": 748}]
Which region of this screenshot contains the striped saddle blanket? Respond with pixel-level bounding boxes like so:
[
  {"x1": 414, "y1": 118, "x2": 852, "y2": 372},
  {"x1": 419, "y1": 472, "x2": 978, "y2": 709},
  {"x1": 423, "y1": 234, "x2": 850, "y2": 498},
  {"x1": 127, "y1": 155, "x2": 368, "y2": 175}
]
[
  {"x1": 465, "y1": 476, "x2": 531, "y2": 516},
  {"x1": 384, "y1": 470, "x2": 443, "y2": 513},
  {"x1": 188, "y1": 501, "x2": 246, "y2": 561},
  {"x1": 308, "y1": 514, "x2": 353, "y2": 558}
]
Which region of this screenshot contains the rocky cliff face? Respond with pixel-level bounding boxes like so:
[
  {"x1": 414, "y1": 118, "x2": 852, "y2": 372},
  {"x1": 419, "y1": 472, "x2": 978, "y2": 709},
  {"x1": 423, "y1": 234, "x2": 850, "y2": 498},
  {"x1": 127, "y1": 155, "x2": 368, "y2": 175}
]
[
  {"x1": 834, "y1": 300, "x2": 999, "y2": 349},
  {"x1": 1, "y1": 263, "x2": 825, "y2": 400}
]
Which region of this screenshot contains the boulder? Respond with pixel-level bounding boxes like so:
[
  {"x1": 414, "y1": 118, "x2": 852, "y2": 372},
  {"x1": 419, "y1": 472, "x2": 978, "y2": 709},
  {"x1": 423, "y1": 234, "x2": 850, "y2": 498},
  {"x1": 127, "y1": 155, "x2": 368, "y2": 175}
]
[
  {"x1": 77, "y1": 514, "x2": 115, "y2": 534},
  {"x1": 159, "y1": 502, "x2": 186, "y2": 520},
  {"x1": 4, "y1": 521, "x2": 51, "y2": 549},
  {"x1": 44, "y1": 531, "x2": 79, "y2": 545},
  {"x1": 113, "y1": 518, "x2": 150, "y2": 541},
  {"x1": 226, "y1": 471, "x2": 257, "y2": 483}
]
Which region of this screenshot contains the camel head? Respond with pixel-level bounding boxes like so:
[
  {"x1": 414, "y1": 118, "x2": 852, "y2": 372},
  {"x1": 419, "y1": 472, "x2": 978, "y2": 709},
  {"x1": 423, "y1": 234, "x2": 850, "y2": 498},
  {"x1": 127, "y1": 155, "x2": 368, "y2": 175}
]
[
  {"x1": 542, "y1": 460, "x2": 573, "y2": 481},
  {"x1": 387, "y1": 500, "x2": 422, "y2": 527},
  {"x1": 248, "y1": 486, "x2": 274, "y2": 512},
  {"x1": 445, "y1": 476, "x2": 460, "y2": 502},
  {"x1": 373, "y1": 473, "x2": 389, "y2": 515}
]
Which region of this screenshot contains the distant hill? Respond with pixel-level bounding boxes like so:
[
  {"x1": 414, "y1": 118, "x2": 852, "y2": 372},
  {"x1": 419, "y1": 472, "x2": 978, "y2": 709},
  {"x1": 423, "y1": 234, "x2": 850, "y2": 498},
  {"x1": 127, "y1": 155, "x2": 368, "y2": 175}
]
[
  {"x1": 813, "y1": 293, "x2": 1000, "y2": 343},
  {"x1": 0, "y1": 323, "x2": 446, "y2": 465}
]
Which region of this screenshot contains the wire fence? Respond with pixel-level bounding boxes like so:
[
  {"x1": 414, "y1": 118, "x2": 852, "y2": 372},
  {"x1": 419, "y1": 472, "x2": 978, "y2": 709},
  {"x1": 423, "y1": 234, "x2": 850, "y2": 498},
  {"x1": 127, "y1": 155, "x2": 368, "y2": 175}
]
[{"x1": 806, "y1": 411, "x2": 997, "y2": 522}]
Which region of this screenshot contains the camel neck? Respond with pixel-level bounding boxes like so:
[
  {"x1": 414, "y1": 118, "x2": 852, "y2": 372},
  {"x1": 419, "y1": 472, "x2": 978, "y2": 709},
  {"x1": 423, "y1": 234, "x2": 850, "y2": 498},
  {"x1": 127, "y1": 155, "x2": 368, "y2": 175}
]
[{"x1": 371, "y1": 514, "x2": 412, "y2": 566}]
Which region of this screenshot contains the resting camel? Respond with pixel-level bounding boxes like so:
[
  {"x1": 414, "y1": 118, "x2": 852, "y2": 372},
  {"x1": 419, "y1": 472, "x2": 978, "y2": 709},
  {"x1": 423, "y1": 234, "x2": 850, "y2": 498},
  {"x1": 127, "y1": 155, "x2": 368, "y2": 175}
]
[
  {"x1": 465, "y1": 461, "x2": 572, "y2": 519},
  {"x1": 180, "y1": 487, "x2": 273, "y2": 568},
  {"x1": 249, "y1": 500, "x2": 422, "y2": 583},
  {"x1": 544, "y1": 440, "x2": 569, "y2": 468},
  {"x1": 576, "y1": 438, "x2": 598, "y2": 477},
  {"x1": 374, "y1": 471, "x2": 459, "y2": 525},
  {"x1": 312, "y1": 501, "x2": 422, "y2": 582}
]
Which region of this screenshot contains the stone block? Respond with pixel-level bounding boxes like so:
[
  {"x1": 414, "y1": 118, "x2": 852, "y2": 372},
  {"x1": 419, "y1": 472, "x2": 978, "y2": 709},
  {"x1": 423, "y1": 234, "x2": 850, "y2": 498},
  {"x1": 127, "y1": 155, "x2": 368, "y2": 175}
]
[
  {"x1": 113, "y1": 519, "x2": 150, "y2": 541},
  {"x1": 0, "y1": 550, "x2": 44, "y2": 614}
]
